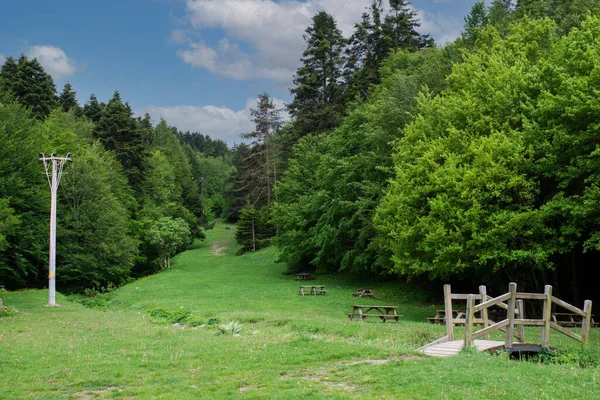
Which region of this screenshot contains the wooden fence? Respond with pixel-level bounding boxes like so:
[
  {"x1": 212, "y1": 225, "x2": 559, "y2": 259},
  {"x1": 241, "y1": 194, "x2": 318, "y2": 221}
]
[{"x1": 433, "y1": 283, "x2": 593, "y2": 350}]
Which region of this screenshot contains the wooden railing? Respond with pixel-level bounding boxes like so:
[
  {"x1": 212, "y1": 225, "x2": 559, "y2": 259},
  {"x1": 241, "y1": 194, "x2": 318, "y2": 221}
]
[{"x1": 458, "y1": 283, "x2": 593, "y2": 349}]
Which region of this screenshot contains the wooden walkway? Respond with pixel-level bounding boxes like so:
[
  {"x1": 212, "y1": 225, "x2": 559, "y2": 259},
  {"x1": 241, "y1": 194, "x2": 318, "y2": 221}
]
[{"x1": 418, "y1": 340, "x2": 503, "y2": 357}]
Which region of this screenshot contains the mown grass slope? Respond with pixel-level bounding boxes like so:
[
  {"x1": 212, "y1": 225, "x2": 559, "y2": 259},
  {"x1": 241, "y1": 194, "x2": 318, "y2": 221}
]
[{"x1": 1, "y1": 223, "x2": 599, "y2": 399}]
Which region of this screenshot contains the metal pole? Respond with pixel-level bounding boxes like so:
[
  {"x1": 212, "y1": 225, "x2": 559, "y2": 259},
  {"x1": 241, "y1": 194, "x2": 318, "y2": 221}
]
[
  {"x1": 48, "y1": 158, "x2": 57, "y2": 306},
  {"x1": 40, "y1": 152, "x2": 72, "y2": 307}
]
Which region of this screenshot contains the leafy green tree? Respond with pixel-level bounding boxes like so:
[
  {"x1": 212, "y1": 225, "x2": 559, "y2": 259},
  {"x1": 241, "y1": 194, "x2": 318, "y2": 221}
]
[
  {"x1": 0, "y1": 198, "x2": 19, "y2": 252},
  {"x1": 274, "y1": 49, "x2": 452, "y2": 273},
  {"x1": 146, "y1": 217, "x2": 190, "y2": 269},
  {"x1": 288, "y1": 11, "x2": 347, "y2": 137}
]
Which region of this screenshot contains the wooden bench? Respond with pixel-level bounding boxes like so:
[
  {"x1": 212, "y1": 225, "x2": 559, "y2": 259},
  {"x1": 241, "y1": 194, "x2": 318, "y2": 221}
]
[
  {"x1": 295, "y1": 273, "x2": 314, "y2": 281},
  {"x1": 352, "y1": 288, "x2": 376, "y2": 298},
  {"x1": 552, "y1": 312, "x2": 598, "y2": 327},
  {"x1": 299, "y1": 285, "x2": 326, "y2": 296},
  {"x1": 427, "y1": 309, "x2": 464, "y2": 324},
  {"x1": 348, "y1": 305, "x2": 400, "y2": 323},
  {"x1": 0, "y1": 284, "x2": 5, "y2": 291}
]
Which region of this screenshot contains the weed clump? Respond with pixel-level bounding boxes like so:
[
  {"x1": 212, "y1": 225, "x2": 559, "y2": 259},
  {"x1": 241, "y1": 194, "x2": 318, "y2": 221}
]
[
  {"x1": 219, "y1": 321, "x2": 243, "y2": 336},
  {"x1": 533, "y1": 347, "x2": 599, "y2": 368},
  {"x1": 0, "y1": 307, "x2": 19, "y2": 318},
  {"x1": 147, "y1": 308, "x2": 211, "y2": 328}
]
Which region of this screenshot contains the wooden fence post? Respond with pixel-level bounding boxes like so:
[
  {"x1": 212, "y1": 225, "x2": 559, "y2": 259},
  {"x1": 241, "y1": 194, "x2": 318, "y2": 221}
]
[
  {"x1": 541, "y1": 285, "x2": 552, "y2": 348},
  {"x1": 505, "y1": 282, "x2": 517, "y2": 349},
  {"x1": 464, "y1": 294, "x2": 475, "y2": 347},
  {"x1": 479, "y1": 285, "x2": 489, "y2": 340},
  {"x1": 516, "y1": 300, "x2": 525, "y2": 343},
  {"x1": 444, "y1": 284, "x2": 454, "y2": 341},
  {"x1": 582, "y1": 300, "x2": 592, "y2": 345}
]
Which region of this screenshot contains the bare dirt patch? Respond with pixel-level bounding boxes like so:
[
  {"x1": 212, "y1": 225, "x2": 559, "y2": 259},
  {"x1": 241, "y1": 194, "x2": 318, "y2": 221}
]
[
  {"x1": 211, "y1": 241, "x2": 229, "y2": 256},
  {"x1": 74, "y1": 386, "x2": 120, "y2": 399}
]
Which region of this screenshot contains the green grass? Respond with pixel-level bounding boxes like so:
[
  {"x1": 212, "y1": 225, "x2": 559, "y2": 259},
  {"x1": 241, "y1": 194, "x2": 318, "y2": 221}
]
[{"x1": 1, "y1": 224, "x2": 599, "y2": 399}]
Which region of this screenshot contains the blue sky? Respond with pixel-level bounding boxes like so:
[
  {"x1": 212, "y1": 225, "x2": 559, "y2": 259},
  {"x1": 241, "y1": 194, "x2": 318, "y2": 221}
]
[{"x1": 0, "y1": 0, "x2": 481, "y2": 144}]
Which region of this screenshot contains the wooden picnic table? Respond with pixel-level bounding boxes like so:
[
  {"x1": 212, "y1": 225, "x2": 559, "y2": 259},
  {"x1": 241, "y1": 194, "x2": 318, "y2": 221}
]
[
  {"x1": 352, "y1": 288, "x2": 376, "y2": 298},
  {"x1": 299, "y1": 285, "x2": 326, "y2": 296},
  {"x1": 348, "y1": 305, "x2": 400, "y2": 323},
  {"x1": 427, "y1": 309, "x2": 464, "y2": 324},
  {"x1": 295, "y1": 272, "x2": 314, "y2": 281},
  {"x1": 552, "y1": 312, "x2": 598, "y2": 327}
]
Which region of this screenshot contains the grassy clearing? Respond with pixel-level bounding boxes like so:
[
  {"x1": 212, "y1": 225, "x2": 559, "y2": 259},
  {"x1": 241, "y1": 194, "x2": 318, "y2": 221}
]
[{"x1": 1, "y1": 224, "x2": 599, "y2": 399}]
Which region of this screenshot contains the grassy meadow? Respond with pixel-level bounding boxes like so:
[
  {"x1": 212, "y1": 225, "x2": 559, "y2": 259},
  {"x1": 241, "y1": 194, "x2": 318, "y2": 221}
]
[{"x1": 1, "y1": 223, "x2": 599, "y2": 399}]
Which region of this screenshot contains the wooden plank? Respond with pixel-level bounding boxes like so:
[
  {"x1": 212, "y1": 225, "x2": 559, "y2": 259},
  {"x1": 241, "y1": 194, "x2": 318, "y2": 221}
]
[
  {"x1": 542, "y1": 285, "x2": 552, "y2": 347},
  {"x1": 516, "y1": 300, "x2": 525, "y2": 343},
  {"x1": 474, "y1": 292, "x2": 511, "y2": 313},
  {"x1": 582, "y1": 300, "x2": 592, "y2": 344},
  {"x1": 479, "y1": 286, "x2": 489, "y2": 340},
  {"x1": 550, "y1": 322, "x2": 583, "y2": 342},
  {"x1": 444, "y1": 284, "x2": 454, "y2": 341},
  {"x1": 451, "y1": 294, "x2": 482, "y2": 300},
  {"x1": 516, "y1": 293, "x2": 547, "y2": 300},
  {"x1": 551, "y1": 296, "x2": 585, "y2": 316},
  {"x1": 514, "y1": 319, "x2": 545, "y2": 326},
  {"x1": 472, "y1": 319, "x2": 509, "y2": 339},
  {"x1": 464, "y1": 294, "x2": 476, "y2": 347},
  {"x1": 505, "y1": 283, "x2": 517, "y2": 349}
]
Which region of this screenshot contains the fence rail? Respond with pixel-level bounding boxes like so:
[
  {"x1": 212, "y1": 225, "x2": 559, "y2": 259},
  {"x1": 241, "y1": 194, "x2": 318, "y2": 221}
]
[{"x1": 440, "y1": 283, "x2": 593, "y2": 349}]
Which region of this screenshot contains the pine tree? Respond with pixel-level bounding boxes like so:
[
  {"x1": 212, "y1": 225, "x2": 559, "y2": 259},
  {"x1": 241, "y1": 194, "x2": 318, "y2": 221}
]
[
  {"x1": 94, "y1": 91, "x2": 147, "y2": 190},
  {"x1": 288, "y1": 11, "x2": 346, "y2": 137},
  {"x1": 461, "y1": 1, "x2": 490, "y2": 46},
  {"x1": 383, "y1": 0, "x2": 434, "y2": 51},
  {"x1": 0, "y1": 55, "x2": 57, "y2": 119},
  {"x1": 58, "y1": 82, "x2": 80, "y2": 113},
  {"x1": 241, "y1": 93, "x2": 282, "y2": 206},
  {"x1": 83, "y1": 94, "x2": 104, "y2": 123}
]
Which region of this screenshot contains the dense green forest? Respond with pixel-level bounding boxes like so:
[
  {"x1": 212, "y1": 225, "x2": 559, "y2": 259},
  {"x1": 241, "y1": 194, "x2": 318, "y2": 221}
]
[{"x1": 2, "y1": 0, "x2": 600, "y2": 304}]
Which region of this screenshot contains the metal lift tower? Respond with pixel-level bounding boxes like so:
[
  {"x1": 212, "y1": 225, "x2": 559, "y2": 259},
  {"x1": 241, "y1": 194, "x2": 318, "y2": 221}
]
[{"x1": 40, "y1": 152, "x2": 72, "y2": 306}]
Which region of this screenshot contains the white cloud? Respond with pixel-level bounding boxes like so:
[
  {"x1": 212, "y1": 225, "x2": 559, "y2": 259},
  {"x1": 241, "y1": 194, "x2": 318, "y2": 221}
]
[
  {"x1": 26, "y1": 45, "x2": 78, "y2": 81},
  {"x1": 136, "y1": 96, "x2": 289, "y2": 145},
  {"x1": 0, "y1": 53, "x2": 5, "y2": 65},
  {"x1": 176, "y1": 0, "x2": 464, "y2": 84}
]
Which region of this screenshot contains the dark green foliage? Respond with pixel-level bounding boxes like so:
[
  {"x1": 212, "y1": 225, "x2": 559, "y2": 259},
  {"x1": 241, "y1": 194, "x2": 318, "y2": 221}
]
[
  {"x1": 58, "y1": 82, "x2": 80, "y2": 113},
  {"x1": 177, "y1": 131, "x2": 230, "y2": 158},
  {"x1": 462, "y1": 1, "x2": 490, "y2": 45},
  {"x1": 235, "y1": 206, "x2": 274, "y2": 253},
  {"x1": 288, "y1": 11, "x2": 347, "y2": 137},
  {"x1": 94, "y1": 91, "x2": 148, "y2": 190},
  {"x1": 83, "y1": 94, "x2": 104, "y2": 123},
  {"x1": 0, "y1": 55, "x2": 57, "y2": 119}
]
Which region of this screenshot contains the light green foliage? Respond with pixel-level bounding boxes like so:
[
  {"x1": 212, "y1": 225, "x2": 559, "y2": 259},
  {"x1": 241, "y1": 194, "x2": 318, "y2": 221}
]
[
  {"x1": 376, "y1": 16, "x2": 600, "y2": 282},
  {"x1": 146, "y1": 217, "x2": 191, "y2": 269},
  {"x1": 275, "y1": 49, "x2": 452, "y2": 273}
]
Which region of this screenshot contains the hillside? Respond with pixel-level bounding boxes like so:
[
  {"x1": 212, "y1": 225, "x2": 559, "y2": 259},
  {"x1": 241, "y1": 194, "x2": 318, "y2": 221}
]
[{"x1": 1, "y1": 224, "x2": 599, "y2": 399}]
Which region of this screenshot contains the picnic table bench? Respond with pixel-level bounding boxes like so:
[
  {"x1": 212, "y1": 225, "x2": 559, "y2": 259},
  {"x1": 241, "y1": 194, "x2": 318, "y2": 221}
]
[
  {"x1": 295, "y1": 272, "x2": 314, "y2": 281},
  {"x1": 352, "y1": 288, "x2": 376, "y2": 298},
  {"x1": 552, "y1": 312, "x2": 598, "y2": 327},
  {"x1": 299, "y1": 285, "x2": 326, "y2": 296},
  {"x1": 348, "y1": 305, "x2": 400, "y2": 323},
  {"x1": 0, "y1": 284, "x2": 5, "y2": 291},
  {"x1": 427, "y1": 309, "x2": 464, "y2": 324}
]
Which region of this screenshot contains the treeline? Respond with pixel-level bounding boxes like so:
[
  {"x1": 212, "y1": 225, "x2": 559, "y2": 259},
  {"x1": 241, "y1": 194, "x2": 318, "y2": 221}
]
[
  {"x1": 0, "y1": 56, "x2": 233, "y2": 292},
  {"x1": 235, "y1": 0, "x2": 600, "y2": 303}
]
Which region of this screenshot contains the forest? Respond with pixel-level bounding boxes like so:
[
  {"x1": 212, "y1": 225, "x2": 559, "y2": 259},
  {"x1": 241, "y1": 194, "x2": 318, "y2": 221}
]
[{"x1": 2, "y1": 0, "x2": 600, "y2": 304}]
